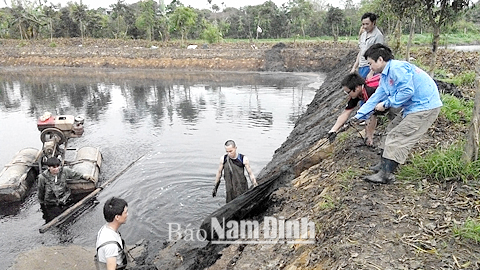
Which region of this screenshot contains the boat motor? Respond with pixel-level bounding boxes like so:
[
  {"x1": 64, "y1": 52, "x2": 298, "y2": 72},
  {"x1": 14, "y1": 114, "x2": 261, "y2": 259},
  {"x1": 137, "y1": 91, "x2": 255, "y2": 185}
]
[{"x1": 37, "y1": 112, "x2": 85, "y2": 160}]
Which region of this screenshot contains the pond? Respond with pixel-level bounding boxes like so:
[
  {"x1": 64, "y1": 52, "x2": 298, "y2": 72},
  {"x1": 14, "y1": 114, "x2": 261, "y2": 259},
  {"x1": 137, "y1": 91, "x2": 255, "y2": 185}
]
[{"x1": 0, "y1": 68, "x2": 324, "y2": 268}]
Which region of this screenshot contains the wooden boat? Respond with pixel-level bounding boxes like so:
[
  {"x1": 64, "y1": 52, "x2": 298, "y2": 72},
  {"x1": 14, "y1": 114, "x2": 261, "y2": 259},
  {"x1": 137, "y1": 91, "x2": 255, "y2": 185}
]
[{"x1": 0, "y1": 146, "x2": 102, "y2": 203}]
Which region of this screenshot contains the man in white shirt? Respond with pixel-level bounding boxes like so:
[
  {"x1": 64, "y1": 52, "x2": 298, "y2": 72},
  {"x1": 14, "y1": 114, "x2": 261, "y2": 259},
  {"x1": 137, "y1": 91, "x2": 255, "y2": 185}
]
[
  {"x1": 351, "y1": 13, "x2": 385, "y2": 79},
  {"x1": 95, "y1": 197, "x2": 129, "y2": 270}
]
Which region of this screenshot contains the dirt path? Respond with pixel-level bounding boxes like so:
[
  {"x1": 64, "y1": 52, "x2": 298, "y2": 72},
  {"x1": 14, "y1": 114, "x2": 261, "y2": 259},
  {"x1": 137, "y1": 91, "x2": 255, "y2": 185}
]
[{"x1": 9, "y1": 246, "x2": 96, "y2": 270}]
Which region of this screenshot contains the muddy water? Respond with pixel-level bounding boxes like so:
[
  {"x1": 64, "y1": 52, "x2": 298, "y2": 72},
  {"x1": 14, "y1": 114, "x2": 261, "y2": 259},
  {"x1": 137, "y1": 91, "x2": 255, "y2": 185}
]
[{"x1": 0, "y1": 68, "x2": 324, "y2": 269}]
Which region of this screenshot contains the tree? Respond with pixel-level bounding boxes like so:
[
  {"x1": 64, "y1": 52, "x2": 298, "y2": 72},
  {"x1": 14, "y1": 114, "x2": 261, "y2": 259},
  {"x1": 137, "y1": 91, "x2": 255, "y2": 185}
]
[
  {"x1": 9, "y1": 0, "x2": 48, "y2": 39},
  {"x1": 286, "y1": 0, "x2": 315, "y2": 38},
  {"x1": 42, "y1": 4, "x2": 59, "y2": 40},
  {"x1": 136, "y1": 0, "x2": 157, "y2": 41},
  {"x1": 110, "y1": 0, "x2": 130, "y2": 39},
  {"x1": 69, "y1": 2, "x2": 88, "y2": 39},
  {"x1": 421, "y1": 0, "x2": 471, "y2": 74},
  {"x1": 169, "y1": 6, "x2": 197, "y2": 46},
  {"x1": 463, "y1": 57, "x2": 480, "y2": 162},
  {"x1": 325, "y1": 7, "x2": 344, "y2": 42},
  {"x1": 85, "y1": 9, "x2": 108, "y2": 38},
  {"x1": 387, "y1": 0, "x2": 422, "y2": 59},
  {"x1": 59, "y1": 6, "x2": 79, "y2": 38},
  {"x1": 0, "y1": 9, "x2": 13, "y2": 38},
  {"x1": 202, "y1": 21, "x2": 222, "y2": 43}
]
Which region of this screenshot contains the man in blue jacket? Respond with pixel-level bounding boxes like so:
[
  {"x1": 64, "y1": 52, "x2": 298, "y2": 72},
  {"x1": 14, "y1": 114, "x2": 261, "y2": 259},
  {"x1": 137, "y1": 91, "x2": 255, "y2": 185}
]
[{"x1": 350, "y1": 43, "x2": 442, "y2": 184}]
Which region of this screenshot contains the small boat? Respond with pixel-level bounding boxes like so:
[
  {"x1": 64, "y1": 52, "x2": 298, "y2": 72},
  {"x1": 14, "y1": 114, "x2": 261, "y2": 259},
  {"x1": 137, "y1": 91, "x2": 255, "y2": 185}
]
[{"x1": 0, "y1": 112, "x2": 102, "y2": 203}]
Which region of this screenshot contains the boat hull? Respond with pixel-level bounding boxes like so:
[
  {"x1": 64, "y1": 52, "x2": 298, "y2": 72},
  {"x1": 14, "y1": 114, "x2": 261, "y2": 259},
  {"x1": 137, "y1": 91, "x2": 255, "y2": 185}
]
[
  {"x1": 67, "y1": 146, "x2": 102, "y2": 194},
  {"x1": 0, "y1": 148, "x2": 41, "y2": 203}
]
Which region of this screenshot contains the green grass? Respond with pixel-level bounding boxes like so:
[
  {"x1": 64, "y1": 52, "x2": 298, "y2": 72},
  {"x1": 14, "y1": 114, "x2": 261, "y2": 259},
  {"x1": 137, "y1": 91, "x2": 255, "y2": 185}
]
[
  {"x1": 316, "y1": 195, "x2": 336, "y2": 210},
  {"x1": 398, "y1": 33, "x2": 480, "y2": 46},
  {"x1": 195, "y1": 32, "x2": 480, "y2": 49},
  {"x1": 397, "y1": 142, "x2": 480, "y2": 182},
  {"x1": 443, "y1": 71, "x2": 476, "y2": 88},
  {"x1": 453, "y1": 218, "x2": 480, "y2": 242},
  {"x1": 440, "y1": 94, "x2": 473, "y2": 123},
  {"x1": 339, "y1": 168, "x2": 361, "y2": 182}
]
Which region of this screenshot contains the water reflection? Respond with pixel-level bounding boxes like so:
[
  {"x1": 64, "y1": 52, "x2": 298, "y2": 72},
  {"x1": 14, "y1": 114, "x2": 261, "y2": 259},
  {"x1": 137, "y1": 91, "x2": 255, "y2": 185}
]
[{"x1": 0, "y1": 68, "x2": 323, "y2": 269}]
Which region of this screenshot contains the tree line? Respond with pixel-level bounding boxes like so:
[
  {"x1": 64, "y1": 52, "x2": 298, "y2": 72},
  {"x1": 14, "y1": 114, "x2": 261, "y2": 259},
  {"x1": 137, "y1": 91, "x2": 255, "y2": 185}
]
[{"x1": 1, "y1": 0, "x2": 478, "y2": 44}]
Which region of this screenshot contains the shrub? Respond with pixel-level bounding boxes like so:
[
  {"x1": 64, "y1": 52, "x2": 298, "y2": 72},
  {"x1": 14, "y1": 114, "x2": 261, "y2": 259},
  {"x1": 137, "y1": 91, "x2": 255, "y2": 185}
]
[{"x1": 202, "y1": 23, "x2": 222, "y2": 44}]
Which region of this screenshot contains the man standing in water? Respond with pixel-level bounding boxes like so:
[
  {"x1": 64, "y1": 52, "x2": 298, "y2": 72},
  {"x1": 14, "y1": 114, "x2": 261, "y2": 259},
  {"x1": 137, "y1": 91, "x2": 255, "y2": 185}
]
[
  {"x1": 38, "y1": 156, "x2": 95, "y2": 207},
  {"x1": 212, "y1": 140, "x2": 258, "y2": 203}
]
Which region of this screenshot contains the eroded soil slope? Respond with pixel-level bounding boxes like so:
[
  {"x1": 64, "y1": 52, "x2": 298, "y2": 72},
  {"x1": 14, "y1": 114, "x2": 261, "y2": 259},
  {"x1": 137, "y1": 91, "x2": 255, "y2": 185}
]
[{"x1": 202, "y1": 49, "x2": 480, "y2": 270}]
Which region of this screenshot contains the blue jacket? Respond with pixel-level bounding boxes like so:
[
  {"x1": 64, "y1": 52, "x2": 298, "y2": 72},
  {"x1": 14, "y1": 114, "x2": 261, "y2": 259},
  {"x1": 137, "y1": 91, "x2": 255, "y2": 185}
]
[{"x1": 355, "y1": 60, "x2": 442, "y2": 120}]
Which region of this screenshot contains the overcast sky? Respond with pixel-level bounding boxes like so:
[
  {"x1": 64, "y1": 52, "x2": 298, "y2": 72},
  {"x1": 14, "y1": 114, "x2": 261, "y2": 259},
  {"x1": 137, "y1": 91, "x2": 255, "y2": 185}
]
[{"x1": 0, "y1": 0, "x2": 354, "y2": 10}]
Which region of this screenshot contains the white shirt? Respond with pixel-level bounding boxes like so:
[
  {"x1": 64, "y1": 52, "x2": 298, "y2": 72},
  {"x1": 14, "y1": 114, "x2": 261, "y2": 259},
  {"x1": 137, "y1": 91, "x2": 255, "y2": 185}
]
[{"x1": 96, "y1": 224, "x2": 123, "y2": 266}]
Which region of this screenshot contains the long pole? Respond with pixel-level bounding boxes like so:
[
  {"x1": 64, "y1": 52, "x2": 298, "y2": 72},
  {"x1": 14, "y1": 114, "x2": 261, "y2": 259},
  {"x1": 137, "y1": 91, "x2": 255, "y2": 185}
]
[{"x1": 39, "y1": 155, "x2": 145, "y2": 233}]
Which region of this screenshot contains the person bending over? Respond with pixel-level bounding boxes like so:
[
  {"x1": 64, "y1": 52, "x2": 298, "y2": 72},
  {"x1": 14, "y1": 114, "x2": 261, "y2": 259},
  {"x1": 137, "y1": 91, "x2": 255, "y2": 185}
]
[
  {"x1": 349, "y1": 43, "x2": 442, "y2": 184},
  {"x1": 327, "y1": 72, "x2": 381, "y2": 147}
]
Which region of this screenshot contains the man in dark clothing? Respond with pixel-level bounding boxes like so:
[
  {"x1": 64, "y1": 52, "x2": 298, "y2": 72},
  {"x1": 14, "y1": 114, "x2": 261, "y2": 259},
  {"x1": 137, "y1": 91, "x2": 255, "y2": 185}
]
[
  {"x1": 38, "y1": 157, "x2": 94, "y2": 206},
  {"x1": 327, "y1": 72, "x2": 381, "y2": 146},
  {"x1": 212, "y1": 140, "x2": 258, "y2": 203}
]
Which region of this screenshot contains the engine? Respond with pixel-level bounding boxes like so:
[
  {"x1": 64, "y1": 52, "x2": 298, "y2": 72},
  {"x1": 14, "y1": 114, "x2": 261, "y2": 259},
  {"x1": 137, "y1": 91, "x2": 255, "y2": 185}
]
[
  {"x1": 37, "y1": 112, "x2": 85, "y2": 160},
  {"x1": 37, "y1": 112, "x2": 85, "y2": 143}
]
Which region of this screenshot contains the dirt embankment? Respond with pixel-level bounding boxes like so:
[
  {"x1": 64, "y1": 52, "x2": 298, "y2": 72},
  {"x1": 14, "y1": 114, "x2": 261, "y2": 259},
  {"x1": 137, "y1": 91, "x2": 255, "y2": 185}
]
[
  {"x1": 0, "y1": 38, "x2": 356, "y2": 72},
  {"x1": 154, "y1": 48, "x2": 480, "y2": 270},
  {"x1": 195, "y1": 51, "x2": 480, "y2": 270}
]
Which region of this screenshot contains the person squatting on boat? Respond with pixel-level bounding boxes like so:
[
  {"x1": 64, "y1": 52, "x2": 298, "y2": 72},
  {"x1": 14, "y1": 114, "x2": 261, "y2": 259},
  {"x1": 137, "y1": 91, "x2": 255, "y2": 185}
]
[
  {"x1": 37, "y1": 156, "x2": 95, "y2": 206},
  {"x1": 95, "y1": 197, "x2": 129, "y2": 270},
  {"x1": 212, "y1": 140, "x2": 258, "y2": 203},
  {"x1": 348, "y1": 43, "x2": 443, "y2": 184}
]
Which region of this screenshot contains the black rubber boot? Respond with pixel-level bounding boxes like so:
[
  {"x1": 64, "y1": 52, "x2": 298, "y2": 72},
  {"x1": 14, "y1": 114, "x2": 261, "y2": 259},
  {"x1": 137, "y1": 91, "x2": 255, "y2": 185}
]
[
  {"x1": 368, "y1": 150, "x2": 384, "y2": 172},
  {"x1": 369, "y1": 161, "x2": 382, "y2": 172},
  {"x1": 364, "y1": 158, "x2": 398, "y2": 184}
]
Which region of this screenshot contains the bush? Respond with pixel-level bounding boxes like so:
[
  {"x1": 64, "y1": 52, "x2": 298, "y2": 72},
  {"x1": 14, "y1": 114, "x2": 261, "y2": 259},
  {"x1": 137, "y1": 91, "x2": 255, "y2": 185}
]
[{"x1": 201, "y1": 23, "x2": 222, "y2": 44}]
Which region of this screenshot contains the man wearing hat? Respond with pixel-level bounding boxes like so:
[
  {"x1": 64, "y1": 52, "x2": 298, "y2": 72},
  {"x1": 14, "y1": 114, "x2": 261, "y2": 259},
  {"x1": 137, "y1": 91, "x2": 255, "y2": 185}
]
[{"x1": 37, "y1": 157, "x2": 95, "y2": 206}]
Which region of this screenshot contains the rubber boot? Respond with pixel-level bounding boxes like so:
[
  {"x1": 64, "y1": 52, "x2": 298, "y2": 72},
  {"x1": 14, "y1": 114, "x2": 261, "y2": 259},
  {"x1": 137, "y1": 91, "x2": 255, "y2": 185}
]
[
  {"x1": 369, "y1": 150, "x2": 384, "y2": 172},
  {"x1": 364, "y1": 157, "x2": 398, "y2": 184}
]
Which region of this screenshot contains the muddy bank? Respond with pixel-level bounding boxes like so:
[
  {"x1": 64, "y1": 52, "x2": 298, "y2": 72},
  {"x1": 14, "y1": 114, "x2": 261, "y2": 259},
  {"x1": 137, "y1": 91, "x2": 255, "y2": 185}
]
[
  {"x1": 145, "y1": 49, "x2": 480, "y2": 270},
  {"x1": 0, "y1": 38, "x2": 355, "y2": 72}
]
